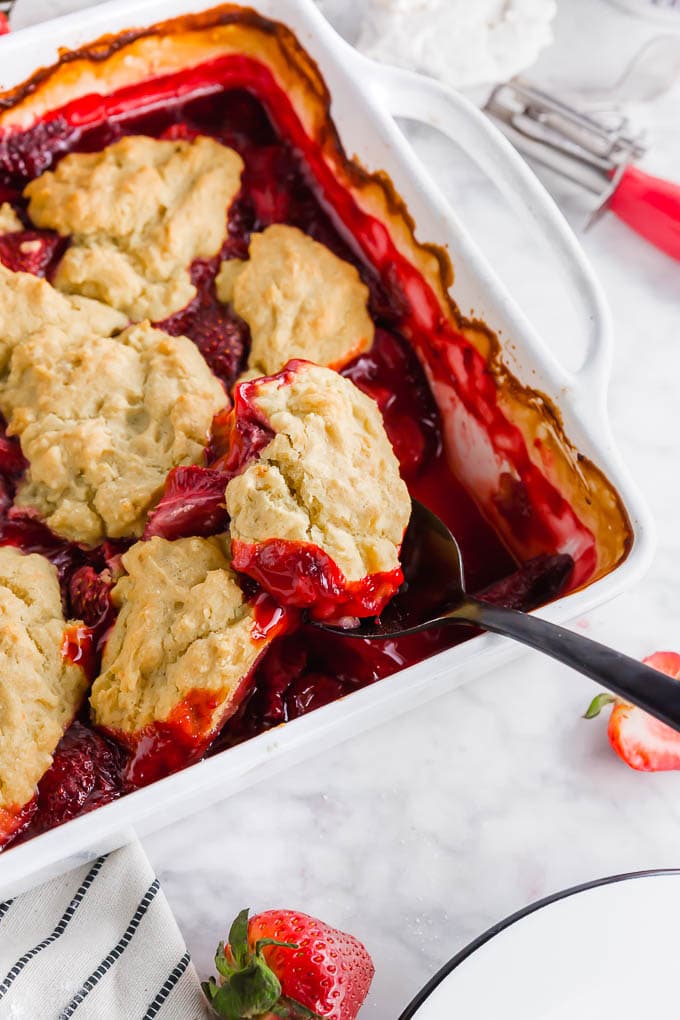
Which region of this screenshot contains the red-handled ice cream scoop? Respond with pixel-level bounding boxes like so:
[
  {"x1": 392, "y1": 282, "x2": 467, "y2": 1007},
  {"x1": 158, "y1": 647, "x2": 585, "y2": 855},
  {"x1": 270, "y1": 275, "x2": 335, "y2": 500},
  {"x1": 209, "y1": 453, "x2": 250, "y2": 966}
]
[
  {"x1": 485, "y1": 78, "x2": 680, "y2": 261},
  {"x1": 607, "y1": 164, "x2": 680, "y2": 261}
]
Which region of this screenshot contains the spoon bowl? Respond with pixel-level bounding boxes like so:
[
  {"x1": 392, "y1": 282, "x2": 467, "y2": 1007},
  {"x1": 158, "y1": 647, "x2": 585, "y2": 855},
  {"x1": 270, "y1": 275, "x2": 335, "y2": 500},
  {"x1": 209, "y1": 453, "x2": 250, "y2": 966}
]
[{"x1": 317, "y1": 500, "x2": 680, "y2": 733}]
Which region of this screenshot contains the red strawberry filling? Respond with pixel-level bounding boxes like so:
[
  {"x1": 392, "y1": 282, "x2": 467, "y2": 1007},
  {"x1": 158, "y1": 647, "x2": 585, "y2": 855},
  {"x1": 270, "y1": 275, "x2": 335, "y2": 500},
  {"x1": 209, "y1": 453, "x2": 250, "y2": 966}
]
[
  {"x1": 0, "y1": 800, "x2": 37, "y2": 850},
  {"x1": 0, "y1": 228, "x2": 64, "y2": 276},
  {"x1": 113, "y1": 688, "x2": 238, "y2": 790},
  {"x1": 231, "y1": 537, "x2": 404, "y2": 620},
  {"x1": 16, "y1": 722, "x2": 125, "y2": 841},
  {"x1": 208, "y1": 376, "x2": 277, "y2": 476},
  {"x1": 156, "y1": 258, "x2": 249, "y2": 389},
  {"x1": 342, "y1": 327, "x2": 441, "y2": 479}
]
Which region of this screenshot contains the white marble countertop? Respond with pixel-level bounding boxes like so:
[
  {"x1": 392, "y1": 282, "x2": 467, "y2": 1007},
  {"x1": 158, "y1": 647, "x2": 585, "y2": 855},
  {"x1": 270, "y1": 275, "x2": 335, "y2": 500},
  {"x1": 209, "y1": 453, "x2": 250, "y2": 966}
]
[{"x1": 10, "y1": 0, "x2": 680, "y2": 1014}]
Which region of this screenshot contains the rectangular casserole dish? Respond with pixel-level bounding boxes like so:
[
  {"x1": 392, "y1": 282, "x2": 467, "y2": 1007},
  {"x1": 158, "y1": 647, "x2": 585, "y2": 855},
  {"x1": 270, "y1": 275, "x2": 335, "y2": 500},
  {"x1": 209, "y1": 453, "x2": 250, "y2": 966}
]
[{"x1": 0, "y1": 0, "x2": 652, "y2": 897}]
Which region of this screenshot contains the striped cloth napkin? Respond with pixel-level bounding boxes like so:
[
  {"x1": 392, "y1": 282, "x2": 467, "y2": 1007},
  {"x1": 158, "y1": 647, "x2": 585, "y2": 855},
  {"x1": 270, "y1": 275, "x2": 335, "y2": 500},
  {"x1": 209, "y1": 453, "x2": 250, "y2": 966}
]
[{"x1": 0, "y1": 840, "x2": 212, "y2": 1019}]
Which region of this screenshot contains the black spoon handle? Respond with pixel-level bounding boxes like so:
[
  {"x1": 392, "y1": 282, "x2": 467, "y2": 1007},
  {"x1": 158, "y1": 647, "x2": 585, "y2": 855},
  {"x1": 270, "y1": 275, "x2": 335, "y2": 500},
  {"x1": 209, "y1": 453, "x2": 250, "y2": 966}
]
[{"x1": 447, "y1": 597, "x2": 680, "y2": 731}]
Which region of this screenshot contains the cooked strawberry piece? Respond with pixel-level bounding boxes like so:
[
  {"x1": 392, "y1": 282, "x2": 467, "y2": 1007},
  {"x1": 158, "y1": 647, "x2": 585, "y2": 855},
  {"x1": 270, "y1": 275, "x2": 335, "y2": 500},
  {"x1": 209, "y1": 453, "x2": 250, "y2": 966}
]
[
  {"x1": 232, "y1": 538, "x2": 403, "y2": 620},
  {"x1": 254, "y1": 638, "x2": 310, "y2": 724},
  {"x1": 188, "y1": 304, "x2": 248, "y2": 386},
  {"x1": 17, "y1": 722, "x2": 125, "y2": 839},
  {"x1": 222, "y1": 195, "x2": 255, "y2": 260},
  {"x1": 0, "y1": 800, "x2": 36, "y2": 850},
  {"x1": 0, "y1": 417, "x2": 26, "y2": 514},
  {"x1": 68, "y1": 565, "x2": 117, "y2": 679},
  {"x1": 143, "y1": 465, "x2": 229, "y2": 540},
  {"x1": 158, "y1": 258, "x2": 249, "y2": 388},
  {"x1": 204, "y1": 907, "x2": 374, "y2": 1020},
  {"x1": 0, "y1": 511, "x2": 81, "y2": 585},
  {"x1": 0, "y1": 423, "x2": 27, "y2": 478},
  {"x1": 159, "y1": 122, "x2": 201, "y2": 141},
  {"x1": 286, "y1": 673, "x2": 347, "y2": 720},
  {"x1": 208, "y1": 386, "x2": 274, "y2": 478},
  {"x1": 477, "y1": 552, "x2": 573, "y2": 611},
  {"x1": 0, "y1": 117, "x2": 77, "y2": 184},
  {"x1": 585, "y1": 651, "x2": 680, "y2": 771},
  {"x1": 0, "y1": 229, "x2": 63, "y2": 276}
]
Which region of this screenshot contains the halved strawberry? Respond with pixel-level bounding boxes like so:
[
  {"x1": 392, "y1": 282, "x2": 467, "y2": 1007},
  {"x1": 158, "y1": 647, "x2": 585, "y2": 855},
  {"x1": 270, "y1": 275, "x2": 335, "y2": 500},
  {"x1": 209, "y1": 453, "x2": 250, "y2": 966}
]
[
  {"x1": 203, "y1": 907, "x2": 374, "y2": 1020},
  {"x1": 584, "y1": 651, "x2": 680, "y2": 771}
]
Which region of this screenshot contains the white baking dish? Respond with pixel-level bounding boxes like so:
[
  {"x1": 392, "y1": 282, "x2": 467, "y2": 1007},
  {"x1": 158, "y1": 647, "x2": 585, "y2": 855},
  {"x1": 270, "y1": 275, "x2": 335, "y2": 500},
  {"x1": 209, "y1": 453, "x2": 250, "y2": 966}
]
[{"x1": 0, "y1": 0, "x2": 653, "y2": 898}]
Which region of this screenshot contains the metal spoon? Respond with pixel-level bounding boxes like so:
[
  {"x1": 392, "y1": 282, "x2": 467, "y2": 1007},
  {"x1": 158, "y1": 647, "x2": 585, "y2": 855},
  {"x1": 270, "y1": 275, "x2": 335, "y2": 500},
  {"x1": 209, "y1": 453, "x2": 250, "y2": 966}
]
[{"x1": 318, "y1": 500, "x2": 680, "y2": 733}]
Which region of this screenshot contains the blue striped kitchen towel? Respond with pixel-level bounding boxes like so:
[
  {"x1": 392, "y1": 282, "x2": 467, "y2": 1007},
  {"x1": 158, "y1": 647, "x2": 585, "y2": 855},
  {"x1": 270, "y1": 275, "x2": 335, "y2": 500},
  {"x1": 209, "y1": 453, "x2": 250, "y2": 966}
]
[{"x1": 0, "y1": 840, "x2": 212, "y2": 1019}]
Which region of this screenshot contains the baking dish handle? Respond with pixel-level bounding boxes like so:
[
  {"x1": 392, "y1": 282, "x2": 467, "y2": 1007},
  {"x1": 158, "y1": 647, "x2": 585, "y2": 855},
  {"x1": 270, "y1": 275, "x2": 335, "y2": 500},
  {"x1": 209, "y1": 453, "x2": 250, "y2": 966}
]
[{"x1": 362, "y1": 62, "x2": 613, "y2": 400}]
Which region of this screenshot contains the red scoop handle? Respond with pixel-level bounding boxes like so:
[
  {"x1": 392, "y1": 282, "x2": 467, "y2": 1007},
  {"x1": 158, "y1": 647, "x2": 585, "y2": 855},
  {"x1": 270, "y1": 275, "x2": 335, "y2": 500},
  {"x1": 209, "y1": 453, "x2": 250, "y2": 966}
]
[{"x1": 609, "y1": 165, "x2": 680, "y2": 261}]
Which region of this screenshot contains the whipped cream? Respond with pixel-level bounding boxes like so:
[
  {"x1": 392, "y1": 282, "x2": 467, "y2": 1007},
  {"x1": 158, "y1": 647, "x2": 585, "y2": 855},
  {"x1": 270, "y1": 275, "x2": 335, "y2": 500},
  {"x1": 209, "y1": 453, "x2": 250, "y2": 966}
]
[{"x1": 355, "y1": 0, "x2": 557, "y2": 89}]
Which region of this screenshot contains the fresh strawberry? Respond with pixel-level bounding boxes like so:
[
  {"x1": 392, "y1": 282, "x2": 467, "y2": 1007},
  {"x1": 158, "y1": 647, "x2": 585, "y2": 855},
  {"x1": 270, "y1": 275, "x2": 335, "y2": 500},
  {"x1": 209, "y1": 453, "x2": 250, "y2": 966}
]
[
  {"x1": 203, "y1": 908, "x2": 374, "y2": 1020},
  {"x1": 584, "y1": 651, "x2": 680, "y2": 771}
]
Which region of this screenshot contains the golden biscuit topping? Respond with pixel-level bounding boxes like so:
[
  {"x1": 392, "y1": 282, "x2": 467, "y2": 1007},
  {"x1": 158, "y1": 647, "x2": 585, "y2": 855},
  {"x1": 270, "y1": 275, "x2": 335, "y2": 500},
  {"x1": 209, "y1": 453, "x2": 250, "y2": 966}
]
[
  {"x1": 25, "y1": 135, "x2": 244, "y2": 321},
  {"x1": 0, "y1": 263, "x2": 127, "y2": 374},
  {"x1": 216, "y1": 225, "x2": 373, "y2": 377},
  {"x1": 91, "y1": 536, "x2": 264, "y2": 734},
  {"x1": 0, "y1": 547, "x2": 87, "y2": 811},
  {"x1": 0, "y1": 320, "x2": 226, "y2": 545}
]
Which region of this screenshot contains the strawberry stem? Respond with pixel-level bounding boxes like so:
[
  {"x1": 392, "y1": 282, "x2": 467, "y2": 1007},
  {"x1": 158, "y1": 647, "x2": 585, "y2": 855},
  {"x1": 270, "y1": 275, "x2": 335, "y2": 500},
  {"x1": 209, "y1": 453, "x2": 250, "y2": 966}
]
[
  {"x1": 204, "y1": 909, "x2": 323, "y2": 1019},
  {"x1": 584, "y1": 692, "x2": 616, "y2": 719}
]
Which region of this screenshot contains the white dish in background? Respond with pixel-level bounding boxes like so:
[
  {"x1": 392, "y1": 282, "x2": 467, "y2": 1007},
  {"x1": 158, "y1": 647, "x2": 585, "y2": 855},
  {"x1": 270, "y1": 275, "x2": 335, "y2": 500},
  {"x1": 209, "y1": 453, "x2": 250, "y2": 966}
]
[
  {"x1": 0, "y1": 0, "x2": 653, "y2": 898},
  {"x1": 401, "y1": 871, "x2": 680, "y2": 1018}
]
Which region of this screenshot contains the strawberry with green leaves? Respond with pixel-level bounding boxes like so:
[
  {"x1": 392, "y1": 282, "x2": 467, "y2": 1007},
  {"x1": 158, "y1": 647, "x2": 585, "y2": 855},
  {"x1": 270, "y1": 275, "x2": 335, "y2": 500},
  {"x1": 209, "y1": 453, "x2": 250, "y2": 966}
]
[
  {"x1": 203, "y1": 907, "x2": 374, "y2": 1020},
  {"x1": 585, "y1": 651, "x2": 680, "y2": 771}
]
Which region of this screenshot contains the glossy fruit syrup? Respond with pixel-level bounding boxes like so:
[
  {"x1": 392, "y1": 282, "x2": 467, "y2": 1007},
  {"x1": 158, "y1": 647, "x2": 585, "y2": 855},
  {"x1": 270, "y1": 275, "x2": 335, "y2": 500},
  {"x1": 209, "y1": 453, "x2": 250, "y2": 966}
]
[{"x1": 0, "y1": 75, "x2": 574, "y2": 840}]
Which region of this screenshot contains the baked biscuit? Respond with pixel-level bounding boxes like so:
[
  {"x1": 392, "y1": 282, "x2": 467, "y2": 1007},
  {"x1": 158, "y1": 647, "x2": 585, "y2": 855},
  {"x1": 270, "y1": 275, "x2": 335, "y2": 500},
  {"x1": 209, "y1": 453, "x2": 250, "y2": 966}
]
[
  {"x1": 216, "y1": 225, "x2": 374, "y2": 376},
  {"x1": 90, "y1": 536, "x2": 285, "y2": 783},
  {"x1": 0, "y1": 547, "x2": 88, "y2": 847},
  {"x1": 25, "y1": 135, "x2": 244, "y2": 321},
  {"x1": 0, "y1": 264, "x2": 127, "y2": 374},
  {"x1": 224, "y1": 360, "x2": 410, "y2": 619},
  {"x1": 0, "y1": 321, "x2": 226, "y2": 545}
]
